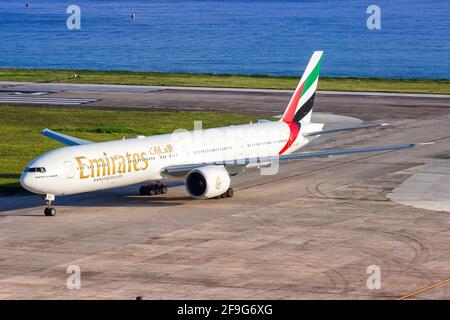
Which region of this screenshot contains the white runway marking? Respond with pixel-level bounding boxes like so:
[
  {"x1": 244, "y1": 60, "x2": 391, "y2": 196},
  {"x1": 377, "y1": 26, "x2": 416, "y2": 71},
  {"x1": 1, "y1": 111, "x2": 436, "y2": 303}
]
[
  {"x1": 0, "y1": 91, "x2": 49, "y2": 96},
  {"x1": 0, "y1": 96, "x2": 97, "y2": 105}
]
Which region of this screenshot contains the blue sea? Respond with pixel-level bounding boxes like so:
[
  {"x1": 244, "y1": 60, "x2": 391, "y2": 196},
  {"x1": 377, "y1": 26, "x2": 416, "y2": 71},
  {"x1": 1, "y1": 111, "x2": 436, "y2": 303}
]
[{"x1": 0, "y1": 0, "x2": 449, "y2": 78}]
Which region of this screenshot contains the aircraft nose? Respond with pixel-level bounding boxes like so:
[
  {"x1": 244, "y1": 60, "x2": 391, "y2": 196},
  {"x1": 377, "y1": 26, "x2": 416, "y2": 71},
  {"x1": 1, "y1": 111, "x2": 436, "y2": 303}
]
[
  {"x1": 20, "y1": 172, "x2": 32, "y2": 192},
  {"x1": 20, "y1": 172, "x2": 47, "y2": 194}
]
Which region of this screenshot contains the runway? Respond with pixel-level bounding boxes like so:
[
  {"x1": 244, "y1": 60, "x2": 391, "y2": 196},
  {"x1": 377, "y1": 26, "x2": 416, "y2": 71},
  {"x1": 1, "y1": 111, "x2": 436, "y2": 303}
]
[
  {"x1": 0, "y1": 86, "x2": 98, "y2": 105},
  {"x1": 1, "y1": 81, "x2": 450, "y2": 119},
  {"x1": 1, "y1": 81, "x2": 450, "y2": 299}
]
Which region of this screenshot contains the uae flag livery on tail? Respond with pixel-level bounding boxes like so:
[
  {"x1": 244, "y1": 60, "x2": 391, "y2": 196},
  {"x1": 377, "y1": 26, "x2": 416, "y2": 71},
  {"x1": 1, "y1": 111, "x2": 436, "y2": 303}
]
[{"x1": 278, "y1": 51, "x2": 323, "y2": 155}]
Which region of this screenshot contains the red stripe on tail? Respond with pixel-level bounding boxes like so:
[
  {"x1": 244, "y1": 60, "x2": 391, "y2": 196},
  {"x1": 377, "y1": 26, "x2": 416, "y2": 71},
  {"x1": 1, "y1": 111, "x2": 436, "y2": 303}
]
[
  {"x1": 278, "y1": 121, "x2": 300, "y2": 155},
  {"x1": 282, "y1": 82, "x2": 304, "y2": 123}
]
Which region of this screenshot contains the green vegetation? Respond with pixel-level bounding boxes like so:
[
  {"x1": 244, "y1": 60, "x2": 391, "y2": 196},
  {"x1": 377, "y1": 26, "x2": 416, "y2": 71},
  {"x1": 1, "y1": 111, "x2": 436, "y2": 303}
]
[
  {"x1": 0, "y1": 105, "x2": 258, "y2": 194},
  {"x1": 0, "y1": 68, "x2": 449, "y2": 94}
]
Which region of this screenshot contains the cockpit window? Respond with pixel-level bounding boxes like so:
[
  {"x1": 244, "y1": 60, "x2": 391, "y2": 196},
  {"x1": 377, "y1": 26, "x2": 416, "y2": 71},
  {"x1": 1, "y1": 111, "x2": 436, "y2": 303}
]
[{"x1": 28, "y1": 167, "x2": 46, "y2": 173}]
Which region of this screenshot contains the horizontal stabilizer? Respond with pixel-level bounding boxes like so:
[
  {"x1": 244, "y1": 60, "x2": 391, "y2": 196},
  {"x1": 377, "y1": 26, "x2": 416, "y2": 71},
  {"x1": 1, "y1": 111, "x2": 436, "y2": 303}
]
[
  {"x1": 41, "y1": 128, "x2": 93, "y2": 146},
  {"x1": 303, "y1": 122, "x2": 389, "y2": 137}
]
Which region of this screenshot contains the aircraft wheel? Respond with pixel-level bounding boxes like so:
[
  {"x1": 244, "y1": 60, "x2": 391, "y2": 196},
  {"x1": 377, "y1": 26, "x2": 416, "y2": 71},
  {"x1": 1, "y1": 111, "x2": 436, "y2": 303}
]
[
  {"x1": 44, "y1": 207, "x2": 56, "y2": 216},
  {"x1": 161, "y1": 185, "x2": 168, "y2": 194},
  {"x1": 149, "y1": 185, "x2": 156, "y2": 195},
  {"x1": 139, "y1": 186, "x2": 148, "y2": 195},
  {"x1": 155, "y1": 184, "x2": 162, "y2": 195},
  {"x1": 226, "y1": 188, "x2": 234, "y2": 198}
]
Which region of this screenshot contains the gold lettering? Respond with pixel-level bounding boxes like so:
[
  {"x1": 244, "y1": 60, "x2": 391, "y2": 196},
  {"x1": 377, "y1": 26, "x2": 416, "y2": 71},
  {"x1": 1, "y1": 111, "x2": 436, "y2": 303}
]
[
  {"x1": 133, "y1": 153, "x2": 141, "y2": 172},
  {"x1": 141, "y1": 152, "x2": 149, "y2": 170},
  {"x1": 117, "y1": 155, "x2": 126, "y2": 173},
  {"x1": 75, "y1": 156, "x2": 89, "y2": 179},
  {"x1": 110, "y1": 156, "x2": 116, "y2": 174},
  {"x1": 89, "y1": 158, "x2": 106, "y2": 177},
  {"x1": 103, "y1": 153, "x2": 111, "y2": 176},
  {"x1": 125, "y1": 152, "x2": 132, "y2": 172},
  {"x1": 75, "y1": 149, "x2": 156, "y2": 179}
]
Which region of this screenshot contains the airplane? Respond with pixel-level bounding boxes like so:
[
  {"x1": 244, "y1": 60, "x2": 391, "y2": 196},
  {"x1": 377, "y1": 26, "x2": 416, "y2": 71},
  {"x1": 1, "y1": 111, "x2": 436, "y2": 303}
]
[{"x1": 20, "y1": 51, "x2": 425, "y2": 216}]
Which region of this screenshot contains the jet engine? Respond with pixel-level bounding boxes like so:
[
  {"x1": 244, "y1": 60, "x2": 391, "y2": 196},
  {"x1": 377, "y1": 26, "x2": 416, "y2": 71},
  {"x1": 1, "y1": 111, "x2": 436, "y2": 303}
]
[{"x1": 185, "y1": 165, "x2": 231, "y2": 199}]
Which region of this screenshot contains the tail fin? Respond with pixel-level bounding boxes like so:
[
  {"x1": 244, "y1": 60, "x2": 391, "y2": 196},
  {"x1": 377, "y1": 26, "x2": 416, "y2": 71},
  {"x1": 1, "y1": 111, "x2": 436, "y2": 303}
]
[{"x1": 281, "y1": 51, "x2": 323, "y2": 125}]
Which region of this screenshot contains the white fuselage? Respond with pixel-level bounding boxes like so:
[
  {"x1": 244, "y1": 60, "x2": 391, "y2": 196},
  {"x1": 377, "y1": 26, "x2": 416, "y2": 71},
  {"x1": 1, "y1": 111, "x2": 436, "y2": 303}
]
[{"x1": 20, "y1": 121, "x2": 321, "y2": 196}]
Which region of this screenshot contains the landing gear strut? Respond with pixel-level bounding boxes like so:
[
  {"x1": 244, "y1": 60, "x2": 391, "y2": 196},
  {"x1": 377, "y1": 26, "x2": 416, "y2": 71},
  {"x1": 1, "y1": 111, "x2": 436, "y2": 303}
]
[
  {"x1": 139, "y1": 183, "x2": 168, "y2": 196},
  {"x1": 215, "y1": 188, "x2": 234, "y2": 199},
  {"x1": 43, "y1": 194, "x2": 56, "y2": 216}
]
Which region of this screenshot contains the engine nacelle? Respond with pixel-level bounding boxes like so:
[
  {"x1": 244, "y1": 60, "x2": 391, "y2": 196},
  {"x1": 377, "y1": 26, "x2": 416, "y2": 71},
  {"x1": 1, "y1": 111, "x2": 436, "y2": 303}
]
[{"x1": 185, "y1": 165, "x2": 230, "y2": 199}]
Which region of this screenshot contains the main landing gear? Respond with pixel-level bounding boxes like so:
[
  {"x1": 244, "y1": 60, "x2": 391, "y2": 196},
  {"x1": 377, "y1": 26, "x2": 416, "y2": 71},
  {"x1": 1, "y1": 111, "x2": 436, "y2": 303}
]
[
  {"x1": 43, "y1": 194, "x2": 56, "y2": 216},
  {"x1": 215, "y1": 188, "x2": 234, "y2": 199},
  {"x1": 139, "y1": 183, "x2": 168, "y2": 196}
]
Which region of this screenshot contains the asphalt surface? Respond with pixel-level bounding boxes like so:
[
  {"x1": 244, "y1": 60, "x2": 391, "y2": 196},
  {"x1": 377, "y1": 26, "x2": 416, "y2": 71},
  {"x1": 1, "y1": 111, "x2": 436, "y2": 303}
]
[{"x1": 1, "y1": 82, "x2": 450, "y2": 299}]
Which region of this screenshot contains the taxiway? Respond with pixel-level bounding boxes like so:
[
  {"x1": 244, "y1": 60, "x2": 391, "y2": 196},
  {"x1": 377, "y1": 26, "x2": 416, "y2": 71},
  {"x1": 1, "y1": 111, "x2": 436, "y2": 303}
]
[{"x1": 1, "y1": 82, "x2": 450, "y2": 299}]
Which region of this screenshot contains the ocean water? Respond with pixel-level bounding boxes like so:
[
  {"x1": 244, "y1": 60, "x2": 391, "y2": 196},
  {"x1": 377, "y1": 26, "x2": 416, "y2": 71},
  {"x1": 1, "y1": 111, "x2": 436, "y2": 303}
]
[{"x1": 0, "y1": 0, "x2": 449, "y2": 78}]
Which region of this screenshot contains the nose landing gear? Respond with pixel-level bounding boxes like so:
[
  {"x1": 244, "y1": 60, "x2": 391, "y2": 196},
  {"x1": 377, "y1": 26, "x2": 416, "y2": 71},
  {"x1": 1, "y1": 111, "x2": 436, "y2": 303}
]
[
  {"x1": 139, "y1": 183, "x2": 168, "y2": 196},
  {"x1": 43, "y1": 194, "x2": 56, "y2": 216},
  {"x1": 44, "y1": 206, "x2": 56, "y2": 216}
]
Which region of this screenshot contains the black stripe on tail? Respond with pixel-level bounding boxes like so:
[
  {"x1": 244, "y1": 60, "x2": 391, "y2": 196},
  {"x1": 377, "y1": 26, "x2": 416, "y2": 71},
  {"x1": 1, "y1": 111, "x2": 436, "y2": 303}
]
[{"x1": 293, "y1": 93, "x2": 315, "y2": 123}]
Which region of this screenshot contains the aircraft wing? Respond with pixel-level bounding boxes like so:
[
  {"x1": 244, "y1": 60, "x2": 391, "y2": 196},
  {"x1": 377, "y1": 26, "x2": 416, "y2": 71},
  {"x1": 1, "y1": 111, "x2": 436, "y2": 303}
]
[
  {"x1": 162, "y1": 143, "x2": 426, "y2": 175},
  {"x1": 41, "y1": 128, "x2": 93, "y2": 146},
  {"x1": 303, "y1": 122, "x2": 389, "y2": 137}
]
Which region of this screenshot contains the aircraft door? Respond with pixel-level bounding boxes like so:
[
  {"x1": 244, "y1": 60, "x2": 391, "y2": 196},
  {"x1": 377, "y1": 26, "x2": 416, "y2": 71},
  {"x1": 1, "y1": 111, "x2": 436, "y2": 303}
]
[{"x1": 64, "y1": 161, "x2": 75, "y2": 179}]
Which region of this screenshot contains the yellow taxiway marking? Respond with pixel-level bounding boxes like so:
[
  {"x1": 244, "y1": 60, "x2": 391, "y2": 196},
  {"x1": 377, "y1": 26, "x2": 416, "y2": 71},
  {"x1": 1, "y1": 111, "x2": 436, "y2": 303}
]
[{"x1": 397, "y1": 277, "x2": 450, "y2": 300}]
